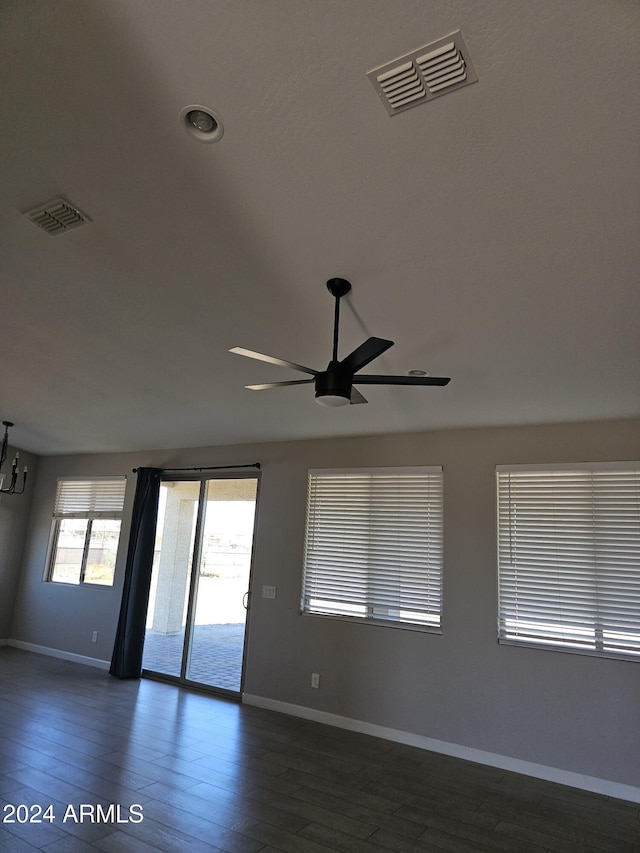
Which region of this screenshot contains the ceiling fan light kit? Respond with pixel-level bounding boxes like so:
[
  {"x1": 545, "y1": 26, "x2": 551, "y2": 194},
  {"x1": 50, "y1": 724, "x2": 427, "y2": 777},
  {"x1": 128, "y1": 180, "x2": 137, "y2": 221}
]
[
  {"x1": 230, "y1": 278, "x2": 450, "y2": 407},
  {"x1": 315, "y1": 393, "x2": 350, "y2": 408}
]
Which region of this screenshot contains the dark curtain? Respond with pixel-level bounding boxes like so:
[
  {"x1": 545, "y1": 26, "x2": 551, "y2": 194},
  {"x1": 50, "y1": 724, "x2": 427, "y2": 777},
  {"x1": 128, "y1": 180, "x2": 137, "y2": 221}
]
[{"x1": 109, "y1": 467, "x2": 162, "y2": 679}]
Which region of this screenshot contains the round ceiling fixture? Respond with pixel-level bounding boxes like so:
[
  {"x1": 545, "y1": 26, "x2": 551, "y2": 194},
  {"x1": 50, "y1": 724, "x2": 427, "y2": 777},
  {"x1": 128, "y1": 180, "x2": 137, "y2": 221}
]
[
  {"x1": 180, "y1": 105, "x2": 224, "y2": 142},
  {"x1": 407, "y1": 369, "x2": 431, "y2": 377},
  {"x1": 315, "y1": 394, "x2": 350, "y2": 408}
]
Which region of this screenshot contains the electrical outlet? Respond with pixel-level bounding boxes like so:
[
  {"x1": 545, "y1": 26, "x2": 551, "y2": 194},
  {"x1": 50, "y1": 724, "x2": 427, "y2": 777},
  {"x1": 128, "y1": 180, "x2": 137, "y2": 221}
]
[
  {"x1": 311, "y1": 673, "x2": 320, "y2": 688},
  {"x1": 92, "y1": 631, "x2": 98, "y2": 643},
  {"x1": 262, "y1": 585, "x2": 277, "y2": 599}
]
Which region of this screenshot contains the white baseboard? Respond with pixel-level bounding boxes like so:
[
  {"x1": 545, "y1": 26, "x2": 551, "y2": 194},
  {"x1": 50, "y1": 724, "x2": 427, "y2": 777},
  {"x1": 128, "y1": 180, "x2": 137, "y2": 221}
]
[
  {"x1": 242, "y1": 693, "x2": 640, "y2": 804},
  {"x1": 7, "y1": 639, "x2": 110, "y2": 671},
  {"x1": 3, "y1": 642, "x2": 635, "y2": 803}
]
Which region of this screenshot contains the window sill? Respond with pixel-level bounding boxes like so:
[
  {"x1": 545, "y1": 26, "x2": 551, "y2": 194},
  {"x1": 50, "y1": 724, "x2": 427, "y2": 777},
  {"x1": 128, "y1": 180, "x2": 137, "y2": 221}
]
[{"x1": 300, "y1": 610, "x2": 442, "y2": 634}]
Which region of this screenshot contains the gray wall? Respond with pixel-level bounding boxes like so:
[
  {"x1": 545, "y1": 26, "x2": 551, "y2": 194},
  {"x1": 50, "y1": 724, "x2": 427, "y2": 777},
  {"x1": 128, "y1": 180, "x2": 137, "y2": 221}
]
[
  {"x1": 10, "y1": 418, "x2": 640, "y2": 788},
  {"x1": 0, "y1": 443, "x2": 38, "y2": 638}
]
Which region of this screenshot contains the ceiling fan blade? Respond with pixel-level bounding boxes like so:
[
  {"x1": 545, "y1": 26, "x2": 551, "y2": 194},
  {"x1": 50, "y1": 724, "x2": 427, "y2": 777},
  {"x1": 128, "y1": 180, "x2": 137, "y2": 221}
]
[
  {"x1": 354, "y1": 375, "x2": 451, "y2": 386},
  {"x1": 230, "y1": 347, "x2": 318, "y2": 376},
  {"x1": 245, "y1": 379, "x2": 315, "y2": 390},
  {"x1": 350, "y1": 387, "x2": 368, "y2": 405},
  {"x1": 340, "y1": 337, "x2": 394, "y2": 373}
]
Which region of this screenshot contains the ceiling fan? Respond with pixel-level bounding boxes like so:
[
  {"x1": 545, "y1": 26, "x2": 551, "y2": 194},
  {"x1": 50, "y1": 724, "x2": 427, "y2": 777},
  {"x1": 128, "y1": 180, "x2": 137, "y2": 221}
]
[{"x1": 230, "y1": 278, "x2": 450, "y2": 407}]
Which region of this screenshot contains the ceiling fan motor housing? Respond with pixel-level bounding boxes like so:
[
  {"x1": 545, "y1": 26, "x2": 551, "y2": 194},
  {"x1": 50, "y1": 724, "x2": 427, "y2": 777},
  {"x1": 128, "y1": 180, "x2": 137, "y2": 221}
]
[{"x1": 315, "y1": 362, "x2": 352, "y2": 403}]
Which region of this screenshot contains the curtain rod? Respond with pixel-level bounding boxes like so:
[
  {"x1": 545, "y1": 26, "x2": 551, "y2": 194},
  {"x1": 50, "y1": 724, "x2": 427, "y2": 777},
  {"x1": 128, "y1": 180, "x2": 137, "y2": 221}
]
[{"x1": 131, "y1": 463, "x2": 261, "y2": 473}]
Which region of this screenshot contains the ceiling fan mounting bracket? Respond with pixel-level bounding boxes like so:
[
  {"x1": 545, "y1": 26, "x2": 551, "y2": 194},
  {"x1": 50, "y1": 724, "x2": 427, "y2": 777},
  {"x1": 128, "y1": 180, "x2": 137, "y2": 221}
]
[{"x1": 326, "y1": 278, "x2": 351, "y2": 298}]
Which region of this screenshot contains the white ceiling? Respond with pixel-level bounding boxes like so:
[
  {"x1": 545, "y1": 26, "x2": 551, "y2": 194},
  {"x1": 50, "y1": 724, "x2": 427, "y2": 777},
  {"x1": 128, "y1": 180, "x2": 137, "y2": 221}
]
[{"x1": 1, "y1": 0, "x2": 638, "y2": 456}]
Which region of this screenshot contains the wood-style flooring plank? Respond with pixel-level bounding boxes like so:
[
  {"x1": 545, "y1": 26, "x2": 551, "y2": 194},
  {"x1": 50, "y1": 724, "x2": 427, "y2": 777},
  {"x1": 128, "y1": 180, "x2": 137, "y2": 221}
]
[{"x1": 0, "y1": 648, "x2": 638, "y2": 853}]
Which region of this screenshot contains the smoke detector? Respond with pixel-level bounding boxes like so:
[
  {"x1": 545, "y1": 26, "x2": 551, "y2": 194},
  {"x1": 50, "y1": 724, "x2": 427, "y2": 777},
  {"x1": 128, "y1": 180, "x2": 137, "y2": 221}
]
[
  {"x1": 368, "y1": 31, "x2": 478, "y2": 116},
  {"x1": 24, "y1": 197, "x2": 91, "y2": 236}
]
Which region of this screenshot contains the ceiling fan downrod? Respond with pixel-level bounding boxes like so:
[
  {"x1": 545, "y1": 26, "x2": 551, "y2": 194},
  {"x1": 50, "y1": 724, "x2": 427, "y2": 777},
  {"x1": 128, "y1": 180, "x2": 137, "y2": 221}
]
[{"x1": 326, "y1": 277, "x2": 351, "y2": 363}]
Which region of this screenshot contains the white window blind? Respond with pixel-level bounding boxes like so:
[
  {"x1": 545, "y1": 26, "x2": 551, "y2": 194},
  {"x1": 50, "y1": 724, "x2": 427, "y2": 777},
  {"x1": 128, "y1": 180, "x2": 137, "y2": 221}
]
[
  {"x1": 302, "y1": 467, "x2": 443, "y2": 630},
  {"x1": 53, "y1": 478, "x2": 126, "y2": 518},
  {"x1": 497, "y1": 463, "x2": 640, "y2": 660}
]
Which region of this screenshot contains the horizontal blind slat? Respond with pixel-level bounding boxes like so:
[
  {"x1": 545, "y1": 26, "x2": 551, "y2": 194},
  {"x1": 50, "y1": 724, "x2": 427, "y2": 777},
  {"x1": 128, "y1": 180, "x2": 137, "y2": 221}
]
[
  {"x1": 303, "y1": 468, "x2": 443, "y2": 628},
  {"x1": 53, "y1": 478, "x2": 126, "y2": 516},
  {"x1": 497, "y1": 465, "x2": 640, "y2": 660}
]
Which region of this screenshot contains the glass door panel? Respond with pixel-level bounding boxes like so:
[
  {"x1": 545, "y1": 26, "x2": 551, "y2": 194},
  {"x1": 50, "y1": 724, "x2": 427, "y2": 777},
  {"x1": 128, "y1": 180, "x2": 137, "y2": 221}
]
[
  {"x1": 142, "y1": 476, "x2": 258, "y2": 695},
  {"x1": 187, "y1": 478, "x2": 258, "y2": 691},
  {"x1": 142, "y1": 481, "x2": 200, "y2": 678}
]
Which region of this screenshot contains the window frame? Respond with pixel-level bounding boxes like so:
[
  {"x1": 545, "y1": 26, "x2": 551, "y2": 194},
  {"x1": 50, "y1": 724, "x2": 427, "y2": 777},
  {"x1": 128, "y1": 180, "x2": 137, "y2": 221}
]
[
  {"x1": 45, "y1": 477, "x2": 127, "y2": 587},
  {"x1": 301, "y1": 466, "x2": 444, "y2": 632},
  {"x1": 496, "y1": 461, "x2": 640, "y2": 661}
]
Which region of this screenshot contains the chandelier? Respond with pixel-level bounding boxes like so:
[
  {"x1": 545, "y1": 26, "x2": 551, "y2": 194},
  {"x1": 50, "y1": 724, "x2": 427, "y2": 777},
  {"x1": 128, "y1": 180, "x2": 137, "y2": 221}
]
[{"x1": 0, "y1": 421, "x2": 27, "y2": 495}]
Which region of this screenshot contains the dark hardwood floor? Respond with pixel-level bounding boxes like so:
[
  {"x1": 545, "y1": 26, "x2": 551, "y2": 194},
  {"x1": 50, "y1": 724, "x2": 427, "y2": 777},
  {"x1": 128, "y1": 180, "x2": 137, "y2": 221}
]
[{"x1": 0, "y1": 648, "x2": 638, "y2": 852}]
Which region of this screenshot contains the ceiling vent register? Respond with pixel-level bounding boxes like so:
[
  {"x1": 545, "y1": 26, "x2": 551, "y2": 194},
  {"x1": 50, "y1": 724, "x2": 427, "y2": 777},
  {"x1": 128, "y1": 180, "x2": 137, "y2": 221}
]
[
  {"x1": 368, "y1": 31, "x2": 477, "y2": 116},
  {"x1": 24, "y1": 197, "x2": 91, "y2": 235}
]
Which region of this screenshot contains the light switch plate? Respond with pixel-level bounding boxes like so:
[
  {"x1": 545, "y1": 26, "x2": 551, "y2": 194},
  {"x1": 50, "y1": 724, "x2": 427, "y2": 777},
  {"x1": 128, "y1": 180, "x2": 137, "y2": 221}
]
[{"x1": 262, "y1": 585, "x2": 276, "y2": 599}]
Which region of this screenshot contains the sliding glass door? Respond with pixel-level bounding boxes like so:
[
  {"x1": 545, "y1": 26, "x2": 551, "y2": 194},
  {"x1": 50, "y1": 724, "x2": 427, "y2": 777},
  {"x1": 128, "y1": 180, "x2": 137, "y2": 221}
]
[{"x1": 142, "y1": 476, "x2": 258, "y2": 694}]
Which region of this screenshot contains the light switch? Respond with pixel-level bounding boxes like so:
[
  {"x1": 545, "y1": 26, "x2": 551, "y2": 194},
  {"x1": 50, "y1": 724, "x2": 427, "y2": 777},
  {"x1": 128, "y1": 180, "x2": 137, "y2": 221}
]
[{"x1": 262, "y1": 584, "x2": 277, "y2": 599}]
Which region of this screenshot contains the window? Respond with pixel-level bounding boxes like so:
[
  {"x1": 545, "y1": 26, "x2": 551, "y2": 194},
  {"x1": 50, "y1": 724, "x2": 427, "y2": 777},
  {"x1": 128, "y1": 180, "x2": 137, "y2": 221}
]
[
  {"x1": 497, "y1": 463, "x2": 640, "y2": 660},
  {"x1": 47, "y1": 478, "x2": 126, "y2": 586},
  {"x1": 301, "y1": 467, "x2": 443, "y2": 630}
]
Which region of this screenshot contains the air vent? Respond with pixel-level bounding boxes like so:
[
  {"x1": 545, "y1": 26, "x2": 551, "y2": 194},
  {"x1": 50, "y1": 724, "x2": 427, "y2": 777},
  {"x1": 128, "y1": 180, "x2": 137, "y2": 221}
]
[
  {"x1": 376, "y1": 61, "x2": 426, "y2": 112},
  {"x1": 24, "y1": 197, "x2": 91, "y2": 235},
  {"x1": 368, "y1": 32, "x2": 477, "y2": 116}
]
